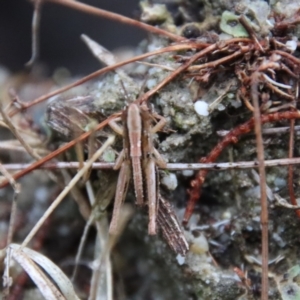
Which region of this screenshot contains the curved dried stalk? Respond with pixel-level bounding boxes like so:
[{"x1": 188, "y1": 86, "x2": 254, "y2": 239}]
[
  {"x1": 184, "y1": 110, "x2": 300, "y2": 223},
  {"x1": 9, "y1": 42, "x2": 205, "y2": 116},
  {"x1": 41, "y1": 0, "x2": 185, "y2": 42}
]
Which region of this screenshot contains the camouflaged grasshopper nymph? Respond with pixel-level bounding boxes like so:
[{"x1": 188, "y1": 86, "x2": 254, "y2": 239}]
[{"x1": 108, "y1": 102, "x2": 167, "y2": 235}]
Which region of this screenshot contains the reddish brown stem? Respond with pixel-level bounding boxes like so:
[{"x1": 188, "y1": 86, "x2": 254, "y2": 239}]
[
  {"x1": 251, "y1": 72, "x2": 268, "y2": 300},
  {"x1": 138, "y1": 38, "x2": 252, "y2": 103},
  {"x1": 41, "y1": 0, "x2": 185, "y2": 42},
  {"x1": 183, "y1": 110, "x2": 300, "y2": 225},
  {"x1": 272, "y1": 50, "x2": 300, "y2": 66},
  {"x1": 9, "y1": 42, "x2": 205, "y2": 116},
  {"x1": 0, "y1": 114, "x2": 118, "y2": 189}
]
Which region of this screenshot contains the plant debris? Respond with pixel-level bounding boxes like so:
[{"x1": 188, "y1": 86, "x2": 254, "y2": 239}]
[{"x1": 2, "y1": 0, "x2": 300, "y2": 299}]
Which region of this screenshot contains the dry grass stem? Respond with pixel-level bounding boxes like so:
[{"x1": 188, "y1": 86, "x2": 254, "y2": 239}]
[
  {"x1": 9, "y1": 42, "x2": 203, "y2": 115},
  {"x1": 251, "y1": 72, "x2": 268, "y2": 300},
  {"x1": 217, "y1": 124, "x2": 300, "y2": 136},
  {"x1": 20, "y1": 135, "x2": 115, "y2": 249},
  {"x1": 0, "y1": 103, "x2": 41, "y2": 161},
  {"x1": 0, "y1": 163, "x2": 20, "y2": 247},
  {"x1": 0, "y1": 114, "x2": 118, "y2": 188},
  {"x1": 5, "y1": 157, "x2": 300, "y2": 171}
]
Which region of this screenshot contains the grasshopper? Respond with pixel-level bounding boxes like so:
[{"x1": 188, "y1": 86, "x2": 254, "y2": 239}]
[
  {"x1": 47, "y1": 98, "x2": 188, "y2": 254},
  {"x1": 108, "y1": 102, "x2": 167, "y2": 235},
  {"x1": 46, "y1": 35, "x2": 188, "y2": 254}
]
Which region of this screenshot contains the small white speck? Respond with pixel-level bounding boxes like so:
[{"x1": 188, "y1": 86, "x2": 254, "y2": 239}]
[
  {"x1": 230, "y1": 99, "x2": 242, "y2": 108},
  {"x1": 192, "y1": 233, "x2": 209, "y2": 253},
  {"x1": 182, "y1": 170, "x2": 194, "y2": 177},
  {"x1": 222, "y1": 211, "x2": 231, "y2": 220},
  {"x1": 176, "y1": 254, "x2": 185, "y2": 265},
  {"x1": 146, "y1": 78, "x2": 157, "y2": 89},
  {"x1": 266, "y1": 19, "x2": 274, "y2": 27},
  {"x1": 217, "y1": 103, "x2": 225, "y2": 111},
  {"x1": 286, "y1": 40, "x2": 297, "y2": 52},
  {"x1": 194, "y1": 100, "x2": 209, "y2": 116},
  {"x1": 252, "y1": 216, "x2": 260, "y2": 222},
  {"x1": 161, "y1": 173, "x2": 178, "y2": 190}
]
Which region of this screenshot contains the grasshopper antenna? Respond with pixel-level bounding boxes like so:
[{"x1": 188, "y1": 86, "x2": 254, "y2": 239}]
[
  {"x1": 81, "y1": 34, "x2": 135, "y2": 106},
  {"x1": 119, "y1": 80, "x2": 131, "y2": 106}
]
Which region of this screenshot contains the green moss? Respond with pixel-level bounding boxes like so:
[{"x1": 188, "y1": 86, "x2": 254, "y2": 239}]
[
  {"x1": 278, "y1": 266, "x2": 300, "y2": 300},
  {"x1": 220, "y1": 11, "x2": 249, "y2": 37}
]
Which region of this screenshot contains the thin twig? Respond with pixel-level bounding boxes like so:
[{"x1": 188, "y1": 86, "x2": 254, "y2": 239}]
[
  {"x1": 0, "y1": 103, "x2": 41, "y2": 160},
  {"x1": 262, "y1": 73, "x2": 292, "y2": 89},
  {"x1": 0, "y1": 114, "x2": 119, "y2": 188},
  {"x1": 251, "y1": 169, "x2": 274, "y2": 202},
  {"x1": 183, "y1": 110, "x2": 300, "y2": 224},
  {"x1": 288, "y1": 81, "x2": 300, "y2": 217},
  {"x1": 187, "y1": 47, "x2": 250, "y2": 72},
  {"x1": 138, "y1": 38, "x2": 252, "y2": 103},
  {"x1": 0, "y1": 102, "x2": 59, "y2": 185},
  {"x1": 40, "y1": 0, "x2": 185, "y2": 42},
  {"x1": 217, "y1": 125, "x2": 300, "y2": 136},
  {"x1": 265, "y1": 81, "x2": 294, "y2": 100},
  {"x1": 287, "y1": 119, "x2": 300, "y2": 216},
  {"x1": 0, "y1": 140, "x2": 49, "y2": 155},
  {"x1": 89, "y1": 205, "x2": 133, "y2": 300},
  {"x1": 5, "y1": 157, "x2": 300, "y2": 171},
  {"x1": 272, "y1": 50, "x2": 300, "y2": 66},
  {"x1": 251, "y1": 72, "x2": 268, "y2": 300},
  {"x1": 274, "y1": 193, "x2": 300, "y2": 209},
  {"x1": 136, "y1": 61, "x2": 175, "y2": 71},
  {"x1": 9, "y1": 42, "x2": 206, "y2": 116},
  {"x1": 72, "y1": 213, "x2": 95, "y2": 282},
  {"x1": 0, "y1": 163, "x2": 21, "y2": 247},
  {"x1": 60, "y1": 169, "x2": 91, "y2": 221},
  {"x1": 238, "y1": 15, "x2": 264, "y2": 52}
]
